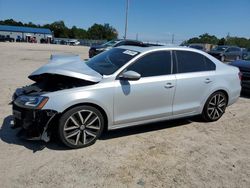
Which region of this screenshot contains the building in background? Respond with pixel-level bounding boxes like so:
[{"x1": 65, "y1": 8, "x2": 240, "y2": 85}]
[{"x1": 0, "y1": 25, "x2": 53, "y2": 43}]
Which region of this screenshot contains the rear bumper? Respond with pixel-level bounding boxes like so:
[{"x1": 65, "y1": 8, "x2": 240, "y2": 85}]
[
  {"x1": 12, "y1": 104, "x2": 58, "y2": 142},
  {"x1": 242, "y1": 81, "x2": 250, "y2": 91},
  {"x1": 241, "y1": 72, "x2": 250, "y2": 91}
]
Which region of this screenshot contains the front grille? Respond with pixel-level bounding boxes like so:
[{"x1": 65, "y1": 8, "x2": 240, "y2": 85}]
[{"x1": 12, "y1": 104, "x2": 35, "y2": 120}]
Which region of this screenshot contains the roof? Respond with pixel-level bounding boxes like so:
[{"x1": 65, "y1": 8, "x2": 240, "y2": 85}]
[
  {"x1": 117, "y1": 45, "x2": 190, "y2": 53},
  {"x1": 0, "y1": 25, "x2": 52, "y2": 34},
  {"x1": 116, "y1": 45, "x2": 225, "y2": 68},
  {"x1": 117, "y1": 45, "x2": 219, "y2": 59}
]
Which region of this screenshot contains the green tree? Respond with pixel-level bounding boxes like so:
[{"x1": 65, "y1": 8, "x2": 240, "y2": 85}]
[
  {"x1": 0, "y1": 19, "x2": 23, "y2": 26},
  {"x1": 69, "y1": 26, "x2": 87, "y2": 39},
  {"x1": 226, "y1": 37, "x2": 250, "y2": 48},
  {"x1": 44, "y1": 21, "x2": 69, "y2": 38},
  {"x1": 187, "y1": 33, "x2": 219, "y2": 44},
  {"x1": 0, "y1": 19, "x2": 119, "y2": 40},
  {"x1": 218, "y1": 38, "x2": 226, "y2": 45},
  {"x1": 87, "y1": 23, "x2": 118, "y2": 40}
]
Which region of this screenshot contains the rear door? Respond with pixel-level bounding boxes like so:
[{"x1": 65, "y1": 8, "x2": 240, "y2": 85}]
[
  {"x1": 172, "y1": 50, "x2": 216, "y2": 115},
  {"x1": 113, "y1": 50, "x2": 176, "y2": 125}
]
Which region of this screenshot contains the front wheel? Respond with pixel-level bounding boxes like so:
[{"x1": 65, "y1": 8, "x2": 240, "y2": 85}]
[
  {"x1": 58, "y1": 105, "x2": 104, "y2": 149},
  {"x1": 202, "y1": 91, "x2": 228, "y2": 122}
]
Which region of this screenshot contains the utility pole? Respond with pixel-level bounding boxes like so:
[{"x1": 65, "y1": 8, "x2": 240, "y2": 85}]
[
  {"x1": 171, "y1": 34, "x2": 175, "y2": 44},
  {"x1": 124, "y1": 0, "x2": 129, "y2": 39}
]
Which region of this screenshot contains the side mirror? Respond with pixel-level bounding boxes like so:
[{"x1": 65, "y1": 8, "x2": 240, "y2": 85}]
[{"x1": 119, "y1": 70, "x2": 141, "y2": 81}]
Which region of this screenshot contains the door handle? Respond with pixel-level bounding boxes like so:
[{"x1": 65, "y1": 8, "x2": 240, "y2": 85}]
[
  {"x1": 204, "y1": 78, "x2": 212, "y2": 84},
  {"x1": 164, "y1": 83, "x2": 174, "y2": 89}
]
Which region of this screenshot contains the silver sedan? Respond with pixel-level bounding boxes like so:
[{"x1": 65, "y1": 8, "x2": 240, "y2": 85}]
[{"x1": 12, "y1": 46, "x2": 241, "y2": 148}]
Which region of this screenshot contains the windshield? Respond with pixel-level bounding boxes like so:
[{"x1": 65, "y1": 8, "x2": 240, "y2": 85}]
[
  {"x1": 86, "y1": 48, "x2": 140, "y2": 75},
  {"x1": 102, "y1": 40, "x2": 120, "y2": 47},
  {"x1": 212, "y1": 46, "x2": 227, "y2": 52}
]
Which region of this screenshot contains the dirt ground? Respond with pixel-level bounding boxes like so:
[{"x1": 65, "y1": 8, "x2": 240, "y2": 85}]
[{"x1": 0, "y1": 43, "x2": 250, "y2": 188}]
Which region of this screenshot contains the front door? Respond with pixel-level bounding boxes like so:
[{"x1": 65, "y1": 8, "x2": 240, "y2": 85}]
[{"x1": 113, "y1": 50, "x2": 176, "y2": 125}]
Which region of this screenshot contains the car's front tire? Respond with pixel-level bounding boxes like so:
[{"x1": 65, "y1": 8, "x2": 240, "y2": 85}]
[
  {"x1": 58, "y1": 105, "x2": 104, "y2": 149},
  {"x1": 202, "y1": 91, "x2": 228, "y2": 122}
]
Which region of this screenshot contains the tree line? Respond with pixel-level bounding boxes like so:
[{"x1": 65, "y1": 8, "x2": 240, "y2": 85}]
[
  {"x1": 0, "y1": 19, "x2": 118, "y2": 40},
  {"x1": 183, "y1": 33, "x2": 250, "y2": 48}
]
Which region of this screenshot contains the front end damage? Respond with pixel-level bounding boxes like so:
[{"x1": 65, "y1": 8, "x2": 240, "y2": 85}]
[
  {"x1": 12, "y1": 104, "x2": 58, "y2": 142},
  {"x1": 11, "y1": 54, "x2": 102, "y2": 142},
  {"x1": 11, "y1": 83, "x2": 59, "y2": 142}
]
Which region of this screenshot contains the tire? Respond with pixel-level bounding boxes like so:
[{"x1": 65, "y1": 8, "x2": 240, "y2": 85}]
[
  {"x1": 89, "y1": 49, "x2": 95, "y2": 58},
  {"x1": 221, "y1": 56, "x2": 225, "y2": 62},
  {"x1": 58, "y1": 105, "x2": 104, "y2": 149},
  {"x1": 202, "y1": 91, "x2": 228, "y2": 122}
]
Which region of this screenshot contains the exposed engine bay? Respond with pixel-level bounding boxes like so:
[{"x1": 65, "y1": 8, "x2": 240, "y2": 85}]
[
  {"x1": 12, "y1": 54, "x2": 101, "y2": 142},
  {"x1": 14, "y1": 74, "x2": 95, "y2": 97},
  {"x1": 12, "y1": 75, "x2": 96, "y2": 142}
]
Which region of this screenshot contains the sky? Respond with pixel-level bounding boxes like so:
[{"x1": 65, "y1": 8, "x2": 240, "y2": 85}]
[{"x1": 0, "y1": 0, "x2": 250, "y2": 43}]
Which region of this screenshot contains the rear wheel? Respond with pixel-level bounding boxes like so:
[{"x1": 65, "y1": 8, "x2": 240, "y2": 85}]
[
  {"x1": 202, "y1": 91, "x2": 228, "y2": 122},
  {"x1": 58, "y1": 105, "x2": 104, "y2": 149}
]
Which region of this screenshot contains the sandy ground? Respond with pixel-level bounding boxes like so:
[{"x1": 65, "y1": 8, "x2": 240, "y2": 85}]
[{"x1": 0, "y1": 42, "x2": 250, "y2": 188}]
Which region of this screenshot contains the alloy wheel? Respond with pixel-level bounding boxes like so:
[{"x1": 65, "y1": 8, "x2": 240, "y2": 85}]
[
  {"x1": 207, "y1": 93, "x2": 227, "y2": 120},
  {"x1": 63, "y1": 110, "x2": 101, "y2": 146}
]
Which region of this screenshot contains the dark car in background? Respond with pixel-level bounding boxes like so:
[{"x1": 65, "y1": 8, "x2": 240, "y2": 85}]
[
  {"x1": 230, "y1": 55, "x2": 250, "y2": 92},
  {"x1": 0, "y1": 35, "x2": 15, "y2": 42},
  {"x1": 89, "y1": 39, "x2": 146, "y2": 58},
  {"x1": 188, "y1": 44, "x2": 205, "y2": 51},
  {"x1": 208, "y1": 46, "x2": 242, "y2": 62}
]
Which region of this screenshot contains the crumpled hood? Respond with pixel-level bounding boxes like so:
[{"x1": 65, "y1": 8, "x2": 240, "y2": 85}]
[{"x1": 29, "y1": 54, "x2": 102, "y2": 82}]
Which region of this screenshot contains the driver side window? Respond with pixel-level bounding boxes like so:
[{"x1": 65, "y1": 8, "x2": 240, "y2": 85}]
[{"x1": 126, "y1": 51, "x2": 172, "y2": 77}]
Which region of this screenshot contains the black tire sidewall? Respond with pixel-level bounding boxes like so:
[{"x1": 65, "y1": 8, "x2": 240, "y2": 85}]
[
  {"x1": 58, "y1": 105, "x2": 104, "y2": 149},
  {"x1": 202, "y1": 91, "x2": 227, "y2": 122}
]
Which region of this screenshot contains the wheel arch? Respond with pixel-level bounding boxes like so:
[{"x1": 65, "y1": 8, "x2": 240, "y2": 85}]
[
  {"x1": 201, "y1": 89, "x2": 229, "y2": 113},
  {"x1": 61, "y1": 102, "x2": 109, "y2": 131},
  {"x1": 211, "y1": 89, "x2": 229, "y2": 104}
]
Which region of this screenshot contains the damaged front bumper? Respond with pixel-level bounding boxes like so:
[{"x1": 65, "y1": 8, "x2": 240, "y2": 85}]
[{"x1": 12, "y1": 103, "x2": 58, "y2": 142}]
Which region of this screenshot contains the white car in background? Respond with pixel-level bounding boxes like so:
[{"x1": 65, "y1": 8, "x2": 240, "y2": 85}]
[
  {"x1": 12, "y1": 46, "x2": 241, "y2": 148},
  {"x1": 68, "y1": 39, "x2": 80, "y2": 46}
]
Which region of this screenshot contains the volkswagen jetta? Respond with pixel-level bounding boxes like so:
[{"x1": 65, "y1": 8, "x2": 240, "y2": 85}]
[{"x1": 12, "y1": 46, "x2": 241, "y2": 148}]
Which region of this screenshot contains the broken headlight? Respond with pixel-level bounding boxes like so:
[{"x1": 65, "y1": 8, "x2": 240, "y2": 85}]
[{"x1": 15, "y1": 95, "x2": 49, "y2": 109}]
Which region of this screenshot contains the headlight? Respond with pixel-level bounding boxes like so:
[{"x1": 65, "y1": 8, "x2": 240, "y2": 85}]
[{"x1": 15, "y1": 95, "x2": 49, "y2": 109}]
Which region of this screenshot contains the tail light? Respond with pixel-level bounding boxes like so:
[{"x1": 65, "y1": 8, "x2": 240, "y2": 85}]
[{"x1": 238, "y1": 72, "x2": 243, "y2": 81}]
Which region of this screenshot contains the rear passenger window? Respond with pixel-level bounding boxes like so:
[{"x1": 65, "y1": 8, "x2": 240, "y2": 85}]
[
  {"x1": 175, "y1": 51, "x2": 215, "y2": 73},
  {"x1": 204, "y1": 56, "x2": 216, "y2": 70},
  {"x1": 127, "y1": 51, "x2": 172, "y2": 77}
]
